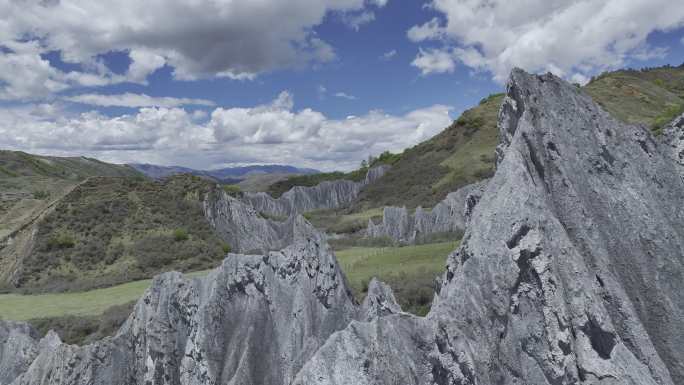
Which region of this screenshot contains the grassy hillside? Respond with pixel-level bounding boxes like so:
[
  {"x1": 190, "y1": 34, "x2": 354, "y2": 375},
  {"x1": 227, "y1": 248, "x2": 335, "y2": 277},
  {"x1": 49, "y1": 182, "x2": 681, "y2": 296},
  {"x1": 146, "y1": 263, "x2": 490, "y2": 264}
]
[
  {"x1": 260, "y1": 65, "x2": 684, "y2": 215},
  {"x1": 354, "y1": 93, "x2": 503, "y2": 210},
  {"x1": 9, "y1": 175, "x2": 228, "y2": 293},
  {"x1": 585, "y1": 65, "x2": 684, "y2": 133},
  {"x1": 266, "y1": 167, "x2": 368, "y2": 197},
  {"x1": 0, "y1": 151, "x2": 144, "y2": 235},
  {"x1": 0, "y1": 151, "x2": 141, "y2": 180}
]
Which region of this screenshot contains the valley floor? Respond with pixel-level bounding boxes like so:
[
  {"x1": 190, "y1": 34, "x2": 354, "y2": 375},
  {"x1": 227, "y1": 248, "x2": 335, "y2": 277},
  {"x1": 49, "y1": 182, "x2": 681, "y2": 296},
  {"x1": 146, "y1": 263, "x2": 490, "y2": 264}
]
[{"x1": 0, "y1": 241, "x2": 457, "y2": 323}]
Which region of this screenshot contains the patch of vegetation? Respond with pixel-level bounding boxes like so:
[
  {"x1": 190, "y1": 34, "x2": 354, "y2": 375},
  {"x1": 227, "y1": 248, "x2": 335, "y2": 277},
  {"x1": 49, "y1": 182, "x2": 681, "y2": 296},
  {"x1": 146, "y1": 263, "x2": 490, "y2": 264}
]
[
  {"x1": 0, "y1": 165, "x2": 19, "y2": 177},
  {"x1": 173, "y1": 228, "x2": 189, "y2": 242},
  {"x1": 304, "y1": 208, "x2": 383, "y2": 234},
  {"x1": 585, "y1": 65, "x2": 684, "y2": 132},
  {"x1": 652, "y1": 103, "x2": 684, "y2": 135},
  {"x1": 0, "y1": 150, "x2": 142, "y2": 180},
  {"x1": 32, "y1": 190, "x2": 50, "y2": 200},
  {"x1": 221, "y1": 184, "x2": 242, "y2": 197},
  {"x1": 28, "y1": 301, "x2": 135, "y2": 345},
  {"x1": 354, "y1": 94, "x2": 503, "y2": 210},
  {"x1": 266, "y1": 168, "x2": 368, "y2": 198},
  {"x1": 335, "y1": 240, "x2": 459, "y2": 315},
  {"x1": 46, "y1": 231, "x2": 76, "y2": 250},
  {"x1": 15, "y1": 175, "x2": 226, "y2": 292},
  {"x1": 0, "y1": 270, "x2": 210, "y2": 321}
]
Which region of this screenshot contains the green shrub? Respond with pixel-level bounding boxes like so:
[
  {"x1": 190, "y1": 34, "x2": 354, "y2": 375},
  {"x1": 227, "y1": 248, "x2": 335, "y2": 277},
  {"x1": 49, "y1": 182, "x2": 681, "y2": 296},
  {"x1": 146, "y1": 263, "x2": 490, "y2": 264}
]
[
  {"x1": 222, "y1": 184, "x2": 242, "y2": 196},
  {"x1": 222, "y1": 243, "x2": 232, "y2": 253},
  {"x1": 652, "y1": 103, "x2": 684, "y2": 135},
  {"x1": 47, "y1": 231, "x2": 76, "y2": 250},
  {"x1": 173, "y1": 228, "x2": 189, "y2": 242},
  {"x1": 33, "y1": 190, "x2": 50, "y2": 200}
]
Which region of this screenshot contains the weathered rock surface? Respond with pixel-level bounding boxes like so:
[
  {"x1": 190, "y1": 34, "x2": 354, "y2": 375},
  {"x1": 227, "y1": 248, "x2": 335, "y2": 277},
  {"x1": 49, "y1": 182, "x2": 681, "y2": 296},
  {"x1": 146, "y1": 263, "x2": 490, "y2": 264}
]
[
  {"x1": 2, "y1": 217, "x2": 401, "y2": 385},
  {"x1": 203, "y1": 189, "x2": 297, "y2": 253},
  {"x1": 365, "y1": 179, "x2": 488, "y2": 244},
  {"x1": 243, "y1": 165, "x2": 389, "y2": 218},
  {"x1": 294, "y1": 69, "x2": 684, "y2": 384},
  {"x1": 661, "y1": 112, "x2": 684, "y2": 175},
  {"x1": 0, "y1": 322, "x2": 42, "y2": 385}
]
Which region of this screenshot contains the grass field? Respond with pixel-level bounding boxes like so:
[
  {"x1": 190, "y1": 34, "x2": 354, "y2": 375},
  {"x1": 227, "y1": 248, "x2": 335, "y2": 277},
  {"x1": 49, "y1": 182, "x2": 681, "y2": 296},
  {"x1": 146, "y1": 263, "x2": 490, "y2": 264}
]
[
  {"x1": 336, "y1": 240, "x2": 458, "y2": 315},
  {"x1": 0, "y1": 240, "x2": 458, "y2": 321},
  {"x1": 0, "y1": 270, "x2": 210, "y2": 321}
]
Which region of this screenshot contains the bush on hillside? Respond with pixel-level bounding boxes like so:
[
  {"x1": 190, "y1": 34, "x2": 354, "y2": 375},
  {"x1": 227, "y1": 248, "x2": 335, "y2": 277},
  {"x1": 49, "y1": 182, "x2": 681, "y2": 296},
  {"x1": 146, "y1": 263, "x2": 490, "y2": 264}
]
[
  {"x1": 33, "y1": 190, "x2": 50, "y2": 200},
  {"x1": 173, "y1": 228, "x2": 189, "y2": 242},
  {"x1": 46, "y1": 231, "x2": 76, "y2": 250}
]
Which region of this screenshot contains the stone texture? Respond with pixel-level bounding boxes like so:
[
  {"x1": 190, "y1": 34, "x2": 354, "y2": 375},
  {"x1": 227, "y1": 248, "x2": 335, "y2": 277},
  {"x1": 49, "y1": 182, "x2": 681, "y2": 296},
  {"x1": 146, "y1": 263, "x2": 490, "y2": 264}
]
[
  {"x1": 203, "y1": 189, "x2": 297, "y2": 253},
  {"x1": 660, "y1": 112, "x2": 684, "y2": 176},
  {"x1": 359, "y1": 278, "x2": 402, "y2": 321},
  {"x1": 294, "y1": 69, "x2": 684, "y2": 384},
  {"x1": 3, "y1": 218, "x2": 374, "y2": 385},
  {"x1": 0, "y1": 322, "x2": 42, "y2": 385},
  {"x1": 243, "y1": 165, "x2": 389, "y2": 218},
  {"x1": 365, "y1": 179, "x2": 488, "y2": 244}
]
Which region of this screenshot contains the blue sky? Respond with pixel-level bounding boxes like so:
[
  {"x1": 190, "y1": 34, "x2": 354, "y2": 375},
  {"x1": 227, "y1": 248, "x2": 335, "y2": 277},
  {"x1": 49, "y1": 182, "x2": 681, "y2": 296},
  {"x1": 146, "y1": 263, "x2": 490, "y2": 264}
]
[{"x1": 1, "y1": 0, "x2": 683, "y2": 170}]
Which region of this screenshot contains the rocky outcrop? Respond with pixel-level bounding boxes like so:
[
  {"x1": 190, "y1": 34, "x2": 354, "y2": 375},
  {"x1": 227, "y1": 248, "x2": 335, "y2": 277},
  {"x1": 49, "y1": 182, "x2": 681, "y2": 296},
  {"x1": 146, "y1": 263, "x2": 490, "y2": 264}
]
[
  {"x1": 365, "y1": 179, "x2": 488, "y2": 244},
  {"x1": 243, "y1": 165, "x2": 390, "y2": 218},
  {"x1": 4, "y1": 69, "x2": 684, "y2": 385},
  {"x1": 294, "y1": 69, "x2": 684, "y2": 384},
  {"x1": 2, "y1": 217, "x2": 401, "y2": 385},
  {"x1": 661, "y1": 113, "x2": 684, "y2": 175},
  {"x1": 203, "y1": 189, "x2": 297, "y2": 253}
]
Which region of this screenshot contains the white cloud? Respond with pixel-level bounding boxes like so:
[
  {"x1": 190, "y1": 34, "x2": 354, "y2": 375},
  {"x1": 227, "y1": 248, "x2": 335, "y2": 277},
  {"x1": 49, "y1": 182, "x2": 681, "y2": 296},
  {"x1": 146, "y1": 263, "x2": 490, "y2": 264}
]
[
  {"x1": 409, "y1": 0, "x2": 684, "y2": 82},
  {"x1": 342, "y1": 11, "x2": 376, "y2": 31},
  {"x1": 0, "y1": 0, "x2": 386, "y2": 99},
  {"x1": 381, "y1": 49, "x2": 397, "y2": 60},
  {"x1": 0, "y1": 92, "x2": 451, "y2": 171},
  {"x1": 64, "y1": 93, "x2": 216, "y2": 108},
  {"x1": 335, "y1": 92, "x2": 357, "y2": 100},
  {"x1": 127, "y1": 49, "x2": 166, "y2": 83},
  {"x1": 0, "y1": 41, "x2": 124, "y2": 100},
  {"x1": 411, "y1": 48, "x2": 456, "y2": 75}
]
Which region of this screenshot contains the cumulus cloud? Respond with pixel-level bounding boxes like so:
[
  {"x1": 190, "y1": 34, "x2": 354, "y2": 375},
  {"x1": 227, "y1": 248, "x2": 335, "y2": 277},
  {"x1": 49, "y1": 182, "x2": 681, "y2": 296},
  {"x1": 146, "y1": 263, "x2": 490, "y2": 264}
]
[
  {"x1": 0, "y1": 92, "x2": 451, "y2": 171},
  {"x1": 409, "y1": 0, "x2": 684, "y2": 82},
  {"x1": 64, "y1": 93, "x2": 216, "y2": 108},
  {"x1": 411, "y1": 48, "x2": 456, "y2": 75},
  {"x1": 0, "y1": 41, "x2": 124, "y2": 100},
  {"x1": 0, "y1": 0, "x2": 385, "y2": 99}
]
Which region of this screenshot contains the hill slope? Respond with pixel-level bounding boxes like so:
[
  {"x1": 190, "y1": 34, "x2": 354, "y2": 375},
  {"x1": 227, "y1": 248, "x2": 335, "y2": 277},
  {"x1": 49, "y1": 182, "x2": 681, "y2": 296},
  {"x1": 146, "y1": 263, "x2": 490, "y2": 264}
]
[
  {"x1": 584, "y1": 64, "x2": 684, "y2": 133},
  {"x1": 1, "y1": 174, "x2": 227, "y2": 293},
  {"x1": 329, "y1": 64, "x2": 684, "y2": 211},
  {"x1": 130, "y1": 163, "x2": 319, "y2": 184}
]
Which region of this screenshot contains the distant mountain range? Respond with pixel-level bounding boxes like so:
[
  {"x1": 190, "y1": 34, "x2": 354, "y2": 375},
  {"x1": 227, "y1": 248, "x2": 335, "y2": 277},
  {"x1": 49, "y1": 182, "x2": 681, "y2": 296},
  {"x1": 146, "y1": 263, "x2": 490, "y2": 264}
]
[{"x1": 129, "y1": 163, "x2": 320, "y2": 183}]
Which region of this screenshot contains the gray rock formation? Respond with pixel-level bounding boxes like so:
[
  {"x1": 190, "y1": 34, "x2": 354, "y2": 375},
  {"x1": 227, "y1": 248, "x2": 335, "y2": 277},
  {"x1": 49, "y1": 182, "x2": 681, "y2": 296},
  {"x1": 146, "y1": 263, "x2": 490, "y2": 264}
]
[
  {"x1": 243, "y1": 165, "x2": 389, "y2": 218},
  {"x1": 4, "y1": 69, "x2": 684, "y2": 385},
  {"x1": 294, "y1": 69, "x2": 684, "y2": 384},
  {"x1": 203, "y1": 188, "x2": 297, "y2": 253},
  {"x1": 0, "y1": 322, "x2": 42, "y2": 385},
  {"x1": 2, "y1": 217, "x2": 403, "y2": 385},
  {"x1": 359, "y1": 278, "x2": 402, "y2": 321},
  {"x1": 661, "y1": 112, "x2": 684, "y2": 175},
  {"x1": 365, "y1": 179, "x2": 488, "y2": 244}
]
